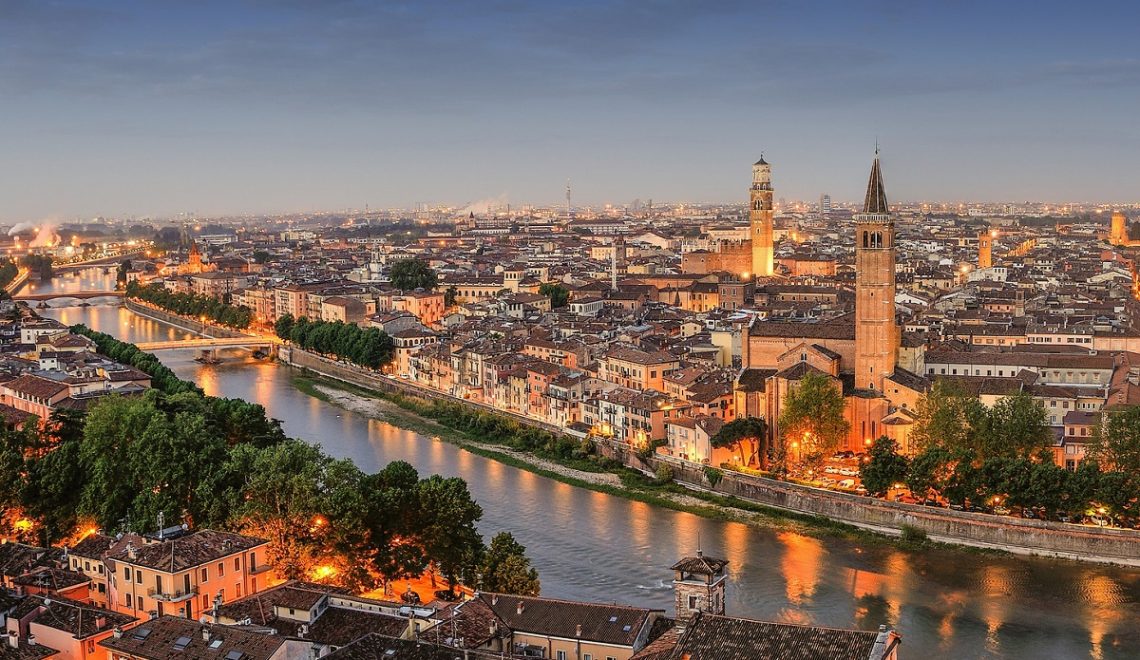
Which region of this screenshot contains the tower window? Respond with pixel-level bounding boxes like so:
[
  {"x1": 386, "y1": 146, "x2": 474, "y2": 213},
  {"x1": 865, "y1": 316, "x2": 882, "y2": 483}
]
[{"x1": 862, "y1": 231, "x2": 869, "y2": 248}]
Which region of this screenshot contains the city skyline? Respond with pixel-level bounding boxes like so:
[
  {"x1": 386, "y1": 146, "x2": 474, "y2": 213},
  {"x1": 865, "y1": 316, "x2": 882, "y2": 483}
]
[{"x1": 1, "y1": 1, "x2": 1138, "y2": 221}]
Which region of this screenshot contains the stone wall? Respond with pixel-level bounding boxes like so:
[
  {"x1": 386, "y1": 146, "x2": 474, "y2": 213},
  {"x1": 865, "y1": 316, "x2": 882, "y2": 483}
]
[{"x1": 597, "y1": 442, "x2": 1140, "y2": 566}]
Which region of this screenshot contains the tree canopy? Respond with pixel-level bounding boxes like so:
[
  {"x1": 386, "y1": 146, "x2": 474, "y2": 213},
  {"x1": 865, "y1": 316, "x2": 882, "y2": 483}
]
[
  {"x1": 710, "y1": 417, "x2": 766, "y2": 466},
  {"x1": 389, "y1": 258, "x2": 438, "y2": 291},
  {"x1": 277, "y1": 315, "x2": 394, "y2": 369},
  {"x1": 778, "y1": 372, "x2": 849, "y2": 468},
  {"x1": 538, "y1": 283, "x2": 569, "y2": 309},
  {"x1": 1091, "y1": 406, "x2": 1140, "y2": 473}
]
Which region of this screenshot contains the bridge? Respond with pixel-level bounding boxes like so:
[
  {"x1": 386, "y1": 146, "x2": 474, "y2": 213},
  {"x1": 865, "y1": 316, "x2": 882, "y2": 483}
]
[
  {"x1": 135, "y1": 337, "x2": 280, "y2": 352},
  {"x1": 14, "y1": 290, "x2": 123, "y2": 302}
]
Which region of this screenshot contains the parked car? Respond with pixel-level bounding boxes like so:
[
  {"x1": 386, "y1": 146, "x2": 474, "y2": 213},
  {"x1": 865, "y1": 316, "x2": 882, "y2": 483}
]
[
  {"x1": 838, "y1": 479, "x2": 856, "y2": 489},
  {"x1": 993, "y1": 506, "x2": 1011, "y2": 516}
]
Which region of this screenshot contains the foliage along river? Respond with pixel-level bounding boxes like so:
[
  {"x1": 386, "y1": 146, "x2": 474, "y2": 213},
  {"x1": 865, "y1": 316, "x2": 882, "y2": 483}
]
[{"x1": 33, "y1": 268, "x2": 1140, "y2": 659}]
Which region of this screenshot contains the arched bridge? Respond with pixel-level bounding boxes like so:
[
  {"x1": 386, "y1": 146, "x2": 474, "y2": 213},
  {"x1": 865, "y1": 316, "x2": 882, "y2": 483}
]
[
  {"x1": 14, "y1": 291, "x2": 123, "y2": 302},
  {"x1": 135, "y1": 337, "x2": 281, "y2": 351}
]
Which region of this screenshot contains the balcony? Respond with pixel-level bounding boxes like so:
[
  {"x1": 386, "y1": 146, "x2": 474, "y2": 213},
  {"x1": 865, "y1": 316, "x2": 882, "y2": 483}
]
[{"x1": 147, "y1": 587, "x2": 196, "y2": 603}]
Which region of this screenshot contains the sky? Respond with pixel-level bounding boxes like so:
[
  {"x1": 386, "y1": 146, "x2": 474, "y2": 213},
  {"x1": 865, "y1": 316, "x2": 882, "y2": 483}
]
[{"x1": 0, "y1": 0, "x2": 1138, "y2": 221}]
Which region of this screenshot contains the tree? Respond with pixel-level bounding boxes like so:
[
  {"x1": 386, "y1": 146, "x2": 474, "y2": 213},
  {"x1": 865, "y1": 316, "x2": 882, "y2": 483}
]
[
  {"x1": 252, "y1": 250, "x2": 271, "y2": 264},
  {"x1": 539, "y1": 283, "x2": 569, "y2": 309},
  {"x1": 910, "y1": 379, "x2": 975, "y2": 453},
  {"x1": 233, "y1": 440, "x2": 330, "y2": 580},
  {"x1": 389, "y1": 258, "x2": 438, "y2": 291},
  {"x1": 415, "y1": 475, "x2": 483, "y2": 596},
  {"x1": 983, "y1": 392, "x2": 1052, "y2": 459},
  {"x1": 479, "y1": 532, "x2": 540, "y2": 596},
  {"x1": 115, "y1": 260, "x2": 132, "y2": 287},
  {"x1": 905, "y1": 446, "x2": 952, "y2": 499},
  {"x1": 443, "y1": 285, "x2": 458, "y2": 308},
  {"x1": 275, "y1": 313, "x2": 296, "y2": 341},
  {"x1": 777, "y1": 372, "x2": 850, "y2": 470},
  {"x1": 709, "y1": 417, "x2": 766, "y2": 467},
  {"x1": 859, "y1": 437, "x2": 909, "y2": 497},
  {"x1": 1091, "y1": 406, "x2": 1140, "y2": 473}
]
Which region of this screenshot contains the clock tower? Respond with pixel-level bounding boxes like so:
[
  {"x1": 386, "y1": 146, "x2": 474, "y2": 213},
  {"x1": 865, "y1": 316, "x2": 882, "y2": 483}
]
[{"x1": 750, "y1": 157, "x2": 774, "y2": 278}]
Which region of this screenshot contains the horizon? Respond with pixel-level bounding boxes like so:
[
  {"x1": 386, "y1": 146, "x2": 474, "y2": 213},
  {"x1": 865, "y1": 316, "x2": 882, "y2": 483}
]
[{"x1": 1, "y1": 1, "x2": 1138, "y2": 221}]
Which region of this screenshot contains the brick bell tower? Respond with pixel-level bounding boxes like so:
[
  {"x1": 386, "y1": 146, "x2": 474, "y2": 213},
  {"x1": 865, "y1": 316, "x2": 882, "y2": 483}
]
[
  {"x1": 978, "y1": 229, "x2": 993, "y2": 270},
  {"x1": 750, "y1": 156, "x2": 775, "y2": 278},
  {"x1": 854, "y1": 149, "x2": 898, "y2": 392}
]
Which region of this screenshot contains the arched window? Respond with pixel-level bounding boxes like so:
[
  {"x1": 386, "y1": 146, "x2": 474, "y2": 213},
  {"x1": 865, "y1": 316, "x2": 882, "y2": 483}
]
[
  {"x1": 862, "y1": 231, "x2": 869, "y2": 248},
  {"x1": 871, "y1": 232, "x2": 883, "y2": 248}
]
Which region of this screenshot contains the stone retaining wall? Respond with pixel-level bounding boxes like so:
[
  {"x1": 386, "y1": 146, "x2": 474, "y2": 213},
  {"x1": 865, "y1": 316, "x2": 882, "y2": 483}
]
[{"x1": 597, "y1": 442, "x2": 1140, "y2": 565}]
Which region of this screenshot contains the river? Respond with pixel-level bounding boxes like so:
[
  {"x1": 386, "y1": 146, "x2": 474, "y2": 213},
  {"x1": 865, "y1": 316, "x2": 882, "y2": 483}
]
[{"x1": 34, "y1": 268, "x2": 1140, "y2": 659}]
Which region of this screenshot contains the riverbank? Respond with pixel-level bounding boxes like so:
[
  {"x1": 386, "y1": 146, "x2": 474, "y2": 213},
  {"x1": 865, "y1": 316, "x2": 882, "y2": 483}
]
[{"x1": 290, "y1": 372, "x2": 966, "y2": 553}]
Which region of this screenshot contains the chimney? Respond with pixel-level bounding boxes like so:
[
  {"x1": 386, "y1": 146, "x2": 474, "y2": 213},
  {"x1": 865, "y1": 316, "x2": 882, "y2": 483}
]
[
  {"x1": 126, "y1": 543, "x2": 137, "y2": 560},
  {"x1": 112, "y1": 627, "x2": 123, "y2": 640},
  {"x1": 95, "y1": 616, "x2": 106, "y2": 629},
  {"x1": 491, "y1": 594, "x2": 497, "y2": 606},
  {"x1": 516, "y1": 602, "x2": 524, "y2": 616},
  {"x1": 7, "y1": 632, "x2": 17, "y2": 649},
  {"x1": 201, "y1": 627, "x2": 211, "y2": 642},
  {"x1": 27, "y1": 635, "x2": 35, "y2": 647},
  {"x1": 575, "y1": 624, "x2": 582, "y2": 638}
]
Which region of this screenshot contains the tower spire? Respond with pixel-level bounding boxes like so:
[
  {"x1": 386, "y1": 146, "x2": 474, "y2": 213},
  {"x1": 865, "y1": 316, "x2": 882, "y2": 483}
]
[{"x1": 862, "y1": 151, "x2": 889, "y2": 214}]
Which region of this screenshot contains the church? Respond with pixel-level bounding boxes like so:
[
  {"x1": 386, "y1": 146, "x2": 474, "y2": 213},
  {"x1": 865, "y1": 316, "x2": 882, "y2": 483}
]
[{"x1": 735, "y1": 153, "x2": 929, "y2": 465}]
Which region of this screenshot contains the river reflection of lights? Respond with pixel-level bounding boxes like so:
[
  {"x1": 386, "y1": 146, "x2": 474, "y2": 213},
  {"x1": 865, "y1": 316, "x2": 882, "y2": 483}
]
[{"x1": 777, "y1": 531, "x2": 824, "y2": 609}]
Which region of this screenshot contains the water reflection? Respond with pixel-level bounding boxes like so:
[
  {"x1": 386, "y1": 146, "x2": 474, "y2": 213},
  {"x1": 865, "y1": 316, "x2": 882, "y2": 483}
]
[{"x1": 35, "y1": 283, "x2": 1140, "y2": 659}]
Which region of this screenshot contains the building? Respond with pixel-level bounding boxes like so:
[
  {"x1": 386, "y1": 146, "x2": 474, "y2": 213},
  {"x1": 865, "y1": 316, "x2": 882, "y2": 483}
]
[
  {"x1": 99, "y1": 615, "x2": 304, "y2": 660},
  {"x1": 853, "y1": 151, "x2": 898, "y2": 393},
  {"x1": 5, "y1": 594, "x2": 135, "y2": 660},
  {"x1": 105, "y1": 529, "x2": 269, "y2": 621},
  {"x1": 738, "y1": 153, "x2": 928, "y2": 459},
  {"x1": 978, "y1": 230, "x2": 993, "y2": 270},
  {"x1": 750, "y1": 156, "x2": 775, "y2": 278}
]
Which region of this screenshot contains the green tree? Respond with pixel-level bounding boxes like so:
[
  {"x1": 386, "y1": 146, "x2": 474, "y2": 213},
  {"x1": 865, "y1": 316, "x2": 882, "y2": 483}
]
[
  {"x1": 443, "y1": 285, "x2": 458, "y2": 308},
  {"x1": 479, "y1": 532, "x2": 540, "y2": 596},
  {"x1": 274, "y1": 313, "x2": 296, "y2": 341},
  {"x1": 233, "y1": 440, "x2": 330, "y2": 580},
  {"x1": 1091, "y1": 406, "x2": 1140, "y2": 473},
  {"x1": 389, "y1": 258, "x2": 438, "y2": 291},
  {"x1": 538, "y1": 283, "x2": 569, "y2": 309},
  {"x1": 709, "y1": 417, "x2": 766, "y2": 467},
  {"x1": 983, "y1": 392, "x2": 1051, "y2": 459},
  {"x1": 115, "y1": 260, "x2": 132, "y2": 287},
  {"x1": 859, "y1": 437, "x2": 909, "y2": 497},
  {"x1": 416, "y1": 475, "x2": 483, "y2": 596},
  {"x1": 777, "y1": 372, "x2": 850, "y2": 469},
  {"x1": 910, "y1": 379, "x2": 977, "y2": 453},
  {"x1": 905, "y1": 446, "x2": 952, "y2": 499},
  {"x1": 252, "y1": 250, "x2": 271, "y2": 264}
]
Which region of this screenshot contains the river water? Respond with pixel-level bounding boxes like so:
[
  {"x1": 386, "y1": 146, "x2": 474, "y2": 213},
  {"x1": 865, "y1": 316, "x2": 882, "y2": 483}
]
[{"x1": 35, "y1": 268, "x2": 1140, "y2": 659}]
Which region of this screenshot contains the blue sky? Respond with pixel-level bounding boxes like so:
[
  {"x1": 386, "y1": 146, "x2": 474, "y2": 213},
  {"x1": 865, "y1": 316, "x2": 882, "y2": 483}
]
[{"x1": 1, "y1": 0, "x2": 1137, "y2": 221}]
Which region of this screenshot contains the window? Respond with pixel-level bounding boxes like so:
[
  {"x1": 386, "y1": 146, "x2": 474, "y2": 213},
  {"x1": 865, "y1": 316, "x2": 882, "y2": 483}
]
[
  {"x1": 235, "y1": 557, "x2": 241, "y2": 572},
  {"x1": 135, "y1": 569, "x2": 142, "y2": 584},
  {"x1": 557, "y1": 652, "x2": 567, "y2": 660},
  {"x1": 218, "y1": 562, "x2": 225, "y2": 577},
  {"x1": 201, "y1": 567, "x2": 209, "y2": 582},
  {"x1": 126, "y1": 593, "x2": 133, "y2": 609},
  {"x1": 688, "y1": 595, "x2": 699, "y2": 609},
  {"x1": 123, "y1": 566, "x2": 130, "y2": 581}
]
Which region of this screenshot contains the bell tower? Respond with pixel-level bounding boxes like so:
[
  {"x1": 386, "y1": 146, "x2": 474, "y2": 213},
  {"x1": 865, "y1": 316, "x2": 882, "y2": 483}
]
[
  {"x1": 978, "y1": 230, "x2": 992, "y2": 270},
  {"x1": 854, "y1": 150, "x2": 898, "y2": 392},
  {"x1": 750, "y1": 156, "x2": 774, "y2": 278}
]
